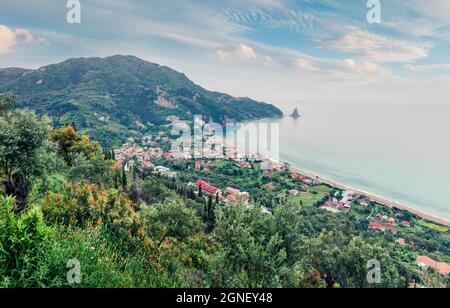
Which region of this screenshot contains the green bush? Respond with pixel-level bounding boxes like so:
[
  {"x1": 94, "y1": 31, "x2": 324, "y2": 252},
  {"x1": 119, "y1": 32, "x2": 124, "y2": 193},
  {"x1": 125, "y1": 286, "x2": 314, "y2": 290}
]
[{"x1": 0, "y1": 195, "x2": 57, "y2": 287}]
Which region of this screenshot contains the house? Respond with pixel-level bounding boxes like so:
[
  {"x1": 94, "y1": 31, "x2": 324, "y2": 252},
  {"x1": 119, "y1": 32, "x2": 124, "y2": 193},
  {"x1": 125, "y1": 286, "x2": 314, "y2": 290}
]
[
  {"x1": 143, "y1": 161, "x2": 154, "y2": 169},
  {"x1": 397, "y1": 238, "x2": 406, "y2": 246},
  {"x1": 195, "y1": 180, "x2": 222, "y2": 198},
  {"x1": 238, "y1": 160, "x2": 252, "y2": 169},
  {"x1": 195, "y1": 160, "x2": 215, "y2": 172},
  {"x1": 153, "y1": 166, "x2": 170, "y2": 173},
  {"x1": 416, "y1": 256, "x2": 450, "y2": 276},
  {"x1": 401, "y1": 221, "x2": 411, "y2": 228},
  {"x1": 388, "y1": 218, "x2": 397, "y2": 226},
  {"x1": 369, "y1": 222, "x2": 386, "y2": 231},
  {"x1": 153, "y1": 166, "x2": 177, "y2": 178},
  {"x1": 289, "y1": 189, "x2": 300, "y2": 196},
  {"x1": 225, "y1": 187, "x2": 250, "y2": 204}
]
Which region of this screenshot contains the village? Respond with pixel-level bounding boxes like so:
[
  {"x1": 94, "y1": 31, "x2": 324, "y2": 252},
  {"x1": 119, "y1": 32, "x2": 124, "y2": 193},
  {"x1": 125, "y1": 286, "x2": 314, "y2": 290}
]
[{"x1": 111, "y1": 129, "x2": 450, "y2": 281}]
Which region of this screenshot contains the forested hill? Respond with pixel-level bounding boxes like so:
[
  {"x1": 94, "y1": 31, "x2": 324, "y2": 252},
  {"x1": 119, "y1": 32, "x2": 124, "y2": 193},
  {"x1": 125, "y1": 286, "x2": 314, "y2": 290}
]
[
  {"x1": 0, "y1": 55, "x2": 283, "y2": 146},
  {"x1": 0, "y1": 68, "x2": 31, "y2": 85}
]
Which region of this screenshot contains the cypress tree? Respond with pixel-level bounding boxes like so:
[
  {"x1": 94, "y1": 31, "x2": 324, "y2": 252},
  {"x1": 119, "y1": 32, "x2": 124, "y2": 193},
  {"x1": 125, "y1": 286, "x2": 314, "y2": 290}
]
[
  {"x1": 207, "y1": 194, "x2": 215, "y2": 232},
  {"x1": 114, "y1": 169, "x2": 119, "y2": 189},
  {"x1": 122, "y1": 166, "x2": 127, "y2": 190}
]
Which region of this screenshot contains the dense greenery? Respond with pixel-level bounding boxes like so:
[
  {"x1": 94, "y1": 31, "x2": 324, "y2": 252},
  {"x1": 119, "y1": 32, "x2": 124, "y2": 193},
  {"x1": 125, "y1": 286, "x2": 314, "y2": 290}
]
[
  {"x1": 0, "y1": 94, "x2": 448, "y2": 288},
  {"x1": 0, "y1": 55, "x2": 283, "y2": 147},
  {"x1": 0, "y1": 68, "x2": 30, "y2": 85}
]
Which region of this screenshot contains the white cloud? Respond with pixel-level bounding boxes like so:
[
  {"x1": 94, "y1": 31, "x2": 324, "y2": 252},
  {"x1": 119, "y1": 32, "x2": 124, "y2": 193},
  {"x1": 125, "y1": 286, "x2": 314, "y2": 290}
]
[
  {"x1": 290, "y1": 52, "x2": 390, "y2": 85},
  {"x1": 323, "y1": 28, "x2": 431, "y2": 63},
  {"x1": 217, "y1": 44, "x2": 272, "y2": 65},
  {"x1": 0, "y1": 25, "x2": 17, "y2": 54},
  {"x1": 0, "y1": 25, "x2": 47, "y2": 54},
  {"x1": 406, "y1": 63, "x2": 450, "y2": 72}
]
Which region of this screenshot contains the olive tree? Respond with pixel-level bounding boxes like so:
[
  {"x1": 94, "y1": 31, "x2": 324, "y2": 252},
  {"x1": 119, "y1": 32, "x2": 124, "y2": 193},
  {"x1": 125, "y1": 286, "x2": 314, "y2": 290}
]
[{"x1": 0, "y1": 109, "x2": 52, "y2": 210}]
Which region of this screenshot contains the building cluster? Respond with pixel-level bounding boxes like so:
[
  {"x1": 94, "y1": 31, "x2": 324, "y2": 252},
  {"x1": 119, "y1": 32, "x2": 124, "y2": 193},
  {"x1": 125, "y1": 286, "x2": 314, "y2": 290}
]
[
  {"x1": 368, "y1": 214, "x2": 412, "y2": 233},
  {"x1": 195, "y1": 160, "x2": 216, "y2": 172},
  {"x1": 194, "y1": 180, "x2": 250, "y2": 205},
  {"x1": 320, "y1": 191, "x2": 355, "y2": 213},
  {"x1": 114, "y1": 144, "x2": 163, "y2": 171},
  {"x1": 114, "y1": 143, "x2": 180, "y2": 179},
  {"x1": 291, "y1": 172, "x2": 319, "y2": 187}
]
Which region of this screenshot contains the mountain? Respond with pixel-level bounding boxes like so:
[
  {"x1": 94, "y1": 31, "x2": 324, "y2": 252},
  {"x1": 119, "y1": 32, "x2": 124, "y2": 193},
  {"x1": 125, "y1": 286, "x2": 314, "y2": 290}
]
[
  {"x1": 0, "y1": 55, "x2": 283, "y2": 146},
  {"x1": 0, "y1": 68, "x2": 32, "y2": 85},
  {"x1": 290, "y1": 108, "x2": 300, "y2": 119}
]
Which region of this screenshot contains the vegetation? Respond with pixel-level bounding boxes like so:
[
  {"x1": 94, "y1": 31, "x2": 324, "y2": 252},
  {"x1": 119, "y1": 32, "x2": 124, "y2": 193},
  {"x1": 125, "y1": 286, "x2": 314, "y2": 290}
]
[
  {"x1": 0, "y1": 55, "x2": 283, "y2": 147},
  {"x1": 0, "y1": 92, "x2": 448, "y2": 288}
]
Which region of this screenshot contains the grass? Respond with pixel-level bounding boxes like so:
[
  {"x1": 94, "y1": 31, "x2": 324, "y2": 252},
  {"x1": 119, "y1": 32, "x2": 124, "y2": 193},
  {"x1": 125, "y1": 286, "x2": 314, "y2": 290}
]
[
  {"x1": 417, "y1": 220, "x2": 449, "y2": 233},
  {"x1": 293, "y1": 185, "x2": 332, "y2": 207}
]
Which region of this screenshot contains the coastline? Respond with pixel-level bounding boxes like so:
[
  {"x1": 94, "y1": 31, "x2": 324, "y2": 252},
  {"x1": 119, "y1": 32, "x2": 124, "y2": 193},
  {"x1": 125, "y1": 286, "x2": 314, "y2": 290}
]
[
  {"x1": 288, "y1": 165, "x2": 450, "y2": 227},
  {"x1": 227, "y1": 118, "x2": 450, "y2": 228}
]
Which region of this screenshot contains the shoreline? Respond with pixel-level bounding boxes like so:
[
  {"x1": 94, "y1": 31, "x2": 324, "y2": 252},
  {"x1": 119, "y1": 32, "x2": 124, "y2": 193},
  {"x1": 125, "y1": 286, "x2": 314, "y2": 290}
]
[
  {"x1": 287, "y1": 165, "x2": 450, "y2": 227},
  {"x1": 220, "y1": 120, "x2": 450, "y2": 228}
]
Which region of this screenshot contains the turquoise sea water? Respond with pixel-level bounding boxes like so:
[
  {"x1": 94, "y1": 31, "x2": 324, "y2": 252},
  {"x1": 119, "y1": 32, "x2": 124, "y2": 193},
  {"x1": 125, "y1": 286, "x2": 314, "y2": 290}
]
[{"x1": 242, "y1": 101, "x2": 450, "y2": 221}]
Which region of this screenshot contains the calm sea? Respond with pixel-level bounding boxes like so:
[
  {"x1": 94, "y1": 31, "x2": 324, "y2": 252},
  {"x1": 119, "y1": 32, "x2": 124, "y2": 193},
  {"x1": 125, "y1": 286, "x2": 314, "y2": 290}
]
[{"x1": 241, "y1": 101, "x2": 450, "y2": 220}]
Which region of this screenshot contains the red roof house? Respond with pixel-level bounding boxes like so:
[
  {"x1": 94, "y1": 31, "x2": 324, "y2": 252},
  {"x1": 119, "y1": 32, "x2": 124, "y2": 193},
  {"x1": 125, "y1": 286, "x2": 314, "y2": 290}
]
[
  {"x1": 143, "y1": 161, "x2": 154, "y2": 168},
  {"x1": 369, "y1": 222, "x2": 386, "y2": 231},
  {"x1": 401, "y1": 221, "x2": 411, "y2": 228},
  {"x1": 195, "y1": 180, "x2": 222, "y2": 197},
  {"x1": 416, "y1": 256, "x2": 450, "y2": 276}
]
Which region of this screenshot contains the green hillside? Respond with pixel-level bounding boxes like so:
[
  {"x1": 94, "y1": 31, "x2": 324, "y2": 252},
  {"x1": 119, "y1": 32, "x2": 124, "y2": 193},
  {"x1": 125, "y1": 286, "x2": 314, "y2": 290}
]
[{"x1": 0, "y1": 55, "x2": 283, "y2": 146}]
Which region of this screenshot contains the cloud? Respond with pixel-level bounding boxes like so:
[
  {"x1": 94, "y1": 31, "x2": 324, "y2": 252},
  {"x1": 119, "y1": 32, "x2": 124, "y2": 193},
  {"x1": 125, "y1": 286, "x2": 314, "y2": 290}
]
[
  {"x1": 217, "y1": 44, "x2": 272, "y2": 65},
  {"x1": 0, "y1": 25, "x2": 47, "y2": 54},
  {"x1": 406, "y1": 63, "x2": 450, "y2": 72},
  {"x1": 0, "y1": 25, "x2": 17, "y2": 54},
  {"x1": 290, "y1": 52, "x2": 390, "y2": 85},
  {"x1": 323, "y1": 28, "x2": 431, "y2": 63}
]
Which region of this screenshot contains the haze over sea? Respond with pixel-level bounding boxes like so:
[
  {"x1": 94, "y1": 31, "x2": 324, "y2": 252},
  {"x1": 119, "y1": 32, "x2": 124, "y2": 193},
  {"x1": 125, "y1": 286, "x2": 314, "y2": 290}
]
[{"x1": 246, "y1": 101, "x2": 450, "y2": 221}]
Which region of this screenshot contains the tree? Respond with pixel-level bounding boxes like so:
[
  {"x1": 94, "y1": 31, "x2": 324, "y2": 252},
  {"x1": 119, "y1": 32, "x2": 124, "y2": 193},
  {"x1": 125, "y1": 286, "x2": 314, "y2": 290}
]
[
  {"x1": 122, "y1": 166, "x2": 127, "y2": 190},
  {"x1": 0, "y1": 109, "x2": 52, "y2": 210},
  {"x1": 68, "y1": 151, "x2": 111, "y2": 184},
  {"x1": 210, "y1": 203, "x2": 287, "y2": 288},
  {"x1": 206, "y1": 194, "x2": 215, "y2": 232},
  {"x1": 302, "y1": 232, "x2": 405, "y2": 288},
  {"x1": 50, "y1": 125, "x2": 100, "y2": 165},
  {"x1": 140, "y1": 198, "x2": 204, "y2": 249},
  {"x1": 0, "y1": 93, "x2": 16, "y2": 114},
  {"x1": 198, "y1": 184, "x2": 203, "y2": 198}
]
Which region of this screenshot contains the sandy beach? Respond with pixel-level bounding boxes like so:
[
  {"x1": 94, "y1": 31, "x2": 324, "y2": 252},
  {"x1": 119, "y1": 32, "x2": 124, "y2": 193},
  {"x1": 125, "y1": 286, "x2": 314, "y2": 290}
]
[{"x1": 288, "y1": 166, "x2": 450, "y2": 227}]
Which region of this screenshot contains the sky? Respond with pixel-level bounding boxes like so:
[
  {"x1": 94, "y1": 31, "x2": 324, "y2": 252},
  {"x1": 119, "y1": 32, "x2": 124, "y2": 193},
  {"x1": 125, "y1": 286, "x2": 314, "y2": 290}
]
[{"x1": 1, "y1": 0, "x2": 450, "y2": 109}]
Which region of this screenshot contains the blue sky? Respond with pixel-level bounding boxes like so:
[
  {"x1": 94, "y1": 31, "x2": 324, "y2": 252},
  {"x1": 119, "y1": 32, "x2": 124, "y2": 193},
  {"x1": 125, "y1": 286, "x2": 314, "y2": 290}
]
[{"x1": 1, "y1": 0, "x2": 450, "y2": 107}]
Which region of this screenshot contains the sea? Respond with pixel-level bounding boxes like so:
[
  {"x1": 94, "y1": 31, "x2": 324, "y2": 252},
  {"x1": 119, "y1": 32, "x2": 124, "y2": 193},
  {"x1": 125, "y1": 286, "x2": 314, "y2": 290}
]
[{"x1": 239, "y1": 101, "x2": 450, "y2": 221}]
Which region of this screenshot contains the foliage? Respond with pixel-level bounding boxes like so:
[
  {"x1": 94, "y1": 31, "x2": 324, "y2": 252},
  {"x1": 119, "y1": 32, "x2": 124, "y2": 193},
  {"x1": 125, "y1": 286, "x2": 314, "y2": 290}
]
[
  {"x1": 0, "y1": 196, "x2": 55, "y2": 287},
  {"x1": 50, "y1": 125, "x2": 100, "y2": 165},
  {"x1": 0, "y1": 93, "x2": 17, "y2": 114},
  {"x1": 0, "y1": 109, "x2": 52, "y2": 209},
  {"x1": 210, "y1": 203, "x2": 287, "y2": 288},
  {"x1": 139, "y1": 198, "x2": 204, "y2": 248},
  {"x1": 0, "y1": 55, "x2": 282, "y2": 147}
]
